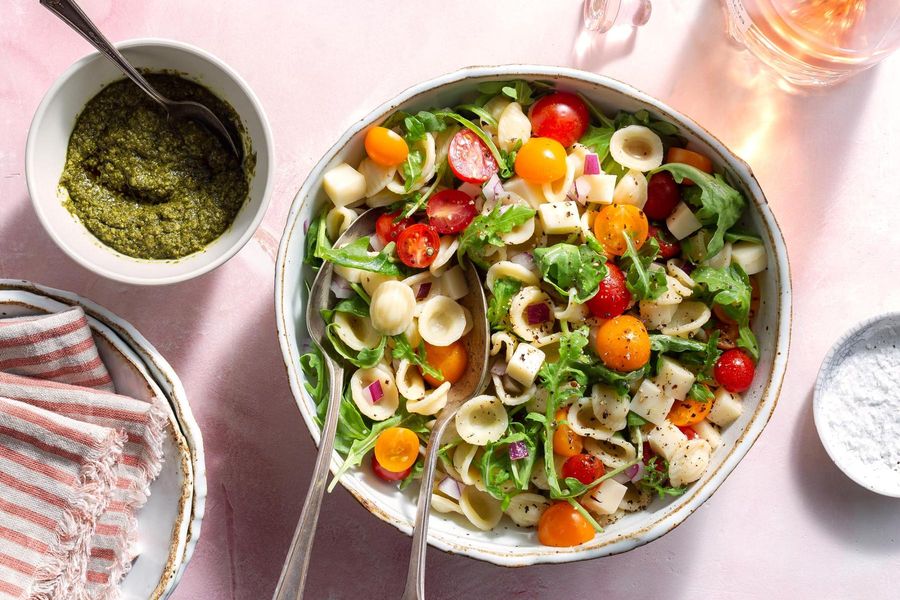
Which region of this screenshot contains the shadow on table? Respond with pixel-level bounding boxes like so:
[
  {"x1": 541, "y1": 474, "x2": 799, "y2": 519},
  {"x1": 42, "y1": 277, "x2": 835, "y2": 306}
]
[{"x1": 791, "y1": 390, "x2": 900, "y2": 553}]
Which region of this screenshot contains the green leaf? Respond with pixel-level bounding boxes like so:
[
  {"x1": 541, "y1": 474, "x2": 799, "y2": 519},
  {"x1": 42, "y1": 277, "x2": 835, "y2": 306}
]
[
  {"x1": 320, "y1": 294, "x2": 369, "y2": 322},
  {"x1": 402, "y1": 110, "x2": 448, "y2": 143},
  {"x1": 688, "y1": 382, "x2": 715, "y2": 403},
  {"x1": 399, "y1": 457, "x2": 424, "y2": 490},
  {"x1": 299, "y1": 349, "x2": 327, "y2": 422},
  {"x1": 579, "y1": 125, "x2": 615, "y2": 160},
  {"x1": 737, "y1": 325, "x2": 760, "y2": 361},
  {"x1": 533, "y1": 243, "x2": 607, "y2": 303},
  {"x1": 693, "y1": 264, "x2": 759, "y2": 361},
  {"x1": 580, "y1": 363, "x2": 650, "y2": 397},
  {"x1": 457, "y1": 204, "x2": 536, "y2": 268},
  {"x1": 304, "y1": 213, "x2": 324, "y2": 272},
  {"x1": 480, "y1": 420, "x2": 541, "y2": 508},
  {"x1": 637, "y1": 457, "x2": 687, "y2": 498},
  {"x1": 391, "y1": 333, "x2": 443, "y2": 383},
  {"x1": 476, "y1": 80, "x2": 536, "y2": 106},
  {"x1": 400, "y1": 148, "x2": 425, "y2": 192},
  {"x1": 620, "y1": 234, "x2": 667, "y2": 301},
  {"x1": 315, "y1": 217, "x2": 403, "y2": 275},
  {"x1": 626, "y1": 410, "x2": 649, "y2": 428},
  {"x1": 325, "y1": 322, "x2": 386, "y2": 368},
  {"x1": 653, "y1": 163, "x2": 746, "y2": 258},
  {"x1": 487, "y1": 277, "x2": 522, "y2": 331},
  {"x1": 649, "y1": 335, "x2": 707, "y2": 354},
  {"x1": 328, "y1": 414, "x2": 403, "y2": 491},
  {"x1": 724, "y1": 229, "x2": 763, "y2": 244},
  {"x1": 456, "y1": 104, "x2": 498, "y2": 128}
]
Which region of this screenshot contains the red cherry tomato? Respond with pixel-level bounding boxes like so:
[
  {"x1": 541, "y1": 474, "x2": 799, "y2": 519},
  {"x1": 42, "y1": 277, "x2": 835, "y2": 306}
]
[
  {"x1": 371, "y1": 453, "x2": 411, "y2": 482},
  {"x1": 561, "y1": 453, "x2": 606, "y2": 485},
  {"x1": 678, "y1": 426, "x2": 698, "y2": 440},
  {"x1": 642, "y1": 442, "x2": 666, "y2": 471},
  {"x1": 396, "y1": 223, "x2": 440, "y2": 269},
  {"x1": 375, "y1": 211, "x2": 415, "y2": 245},
  {"x1": 586, "y1": 263, "x2": 632, "y2": 319},
  {"x1": 648, "y1": 225, "x2": 681, "y2": 260},
  {"x1": 714, "y1": 348, "x2": 756, "y2": 393},
  {"x1": 529, "y1": 92, "x2": 590, "y2": 148},
  {"x1": 448, "y1": 129, "x2": 498, "y2": 183},
  {"x1": 644, "y1": 172, "x2": 681, "y2": 220},
  {"x1": 426, "y1": 189, "x2": 478, "y2": 234}
]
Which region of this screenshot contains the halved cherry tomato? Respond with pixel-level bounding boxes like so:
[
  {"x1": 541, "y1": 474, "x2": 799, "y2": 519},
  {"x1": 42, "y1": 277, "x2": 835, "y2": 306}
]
[
  {"x1": 375, "y1": 211, "x2": 414, "y2": 245},
  {"x1": 529, "y1": 92, "x2": 590, "y2": 148},
  {"x1": 561, "y1": 453, "x2": 605, "y2": 485},
  {"x1": 592, "y1": 203, "x2": 649, "y2": 256},
  {"x1": 371, "y1": 453, "x2": 412, "y2": 482},
  {"x1": 648, "y1": 224, "x2": 681, "y2": 260},
  {"x1": 668, "y1": 397, "x2": 713, "y2": 427},
  {"x1": 666, "y1": 148, "x2": 713, "y2": 185},
  {"x1": 586, "y1": 263, "x2": 631, "y2": 319},
  {"x1": 514, "y1": 137, "x2": 568, "y2": 184},
  {"x1": 678, "y1": 426, "x2": 698, "y2": 440},
  {"x1": 422, "y1": 340, "x2": 468, "y2": 387},
  {"x1": 594, "y1": 315, "x2": 651, "y2": 372},
  {"x1": 644, "y1": 172, "x2": 681, "y2": 220},
  {"x1": 373, "y1": 427, "x2": 419, "y2": 473},
  {"x1": 538, "y1": 502, "x2": 595, "y2": 547},
  {"x1": 426, "y1": 189, "x2": 477, "y2": 234},
  {"x1": 553, "y1": 408, "x2": 583, "y2": 457},
  {"x1": 714, "y1": 349, "x2": 755, "y2": 393},
  {"x1": 396, "y1": 223, "x2": 439, "y2": 269},
  {"x1": 365, "y1": 126, "x2": 409, "y2": 167},
  {"x1": 448, "y1": 129, "x2": 498, "y2": 183}
]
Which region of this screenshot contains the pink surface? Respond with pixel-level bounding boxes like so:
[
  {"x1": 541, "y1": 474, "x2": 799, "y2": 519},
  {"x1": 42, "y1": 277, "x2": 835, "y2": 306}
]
[{"x1": 2, "y1": 1, "x2": 899, "y2": 598}]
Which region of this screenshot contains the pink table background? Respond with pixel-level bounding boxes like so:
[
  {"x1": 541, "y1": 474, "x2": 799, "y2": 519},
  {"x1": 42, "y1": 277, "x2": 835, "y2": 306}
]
[{"x1": 2, "y1": 1, "x2": 900, "y2": 598}]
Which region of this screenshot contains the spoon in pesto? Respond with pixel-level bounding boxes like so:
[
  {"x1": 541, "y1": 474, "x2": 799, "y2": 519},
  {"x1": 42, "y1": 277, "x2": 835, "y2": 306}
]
[{"x1": 40, "y1": 0, "x2": 244, "y2": 161}]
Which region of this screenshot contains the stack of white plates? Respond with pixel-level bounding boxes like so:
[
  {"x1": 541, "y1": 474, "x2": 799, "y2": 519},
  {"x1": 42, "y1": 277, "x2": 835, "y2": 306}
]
[{"x1": 0, "y1": 279, "x2": 206, "y2": 599}]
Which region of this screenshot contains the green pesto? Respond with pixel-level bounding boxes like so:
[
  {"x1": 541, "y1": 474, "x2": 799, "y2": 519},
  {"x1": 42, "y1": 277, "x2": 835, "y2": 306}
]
[{"x1": 59, "y1": 73, "x2": 254, "y2": 260}]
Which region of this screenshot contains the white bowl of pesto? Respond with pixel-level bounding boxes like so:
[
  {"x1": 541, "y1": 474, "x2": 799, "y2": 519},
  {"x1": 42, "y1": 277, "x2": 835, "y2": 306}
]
[
  {"x1": 25, "y1": 38, "x2": 273, "y2": 285},
  {"x1": 275, "y1": 66, "x2": 793, "y2": 565}
]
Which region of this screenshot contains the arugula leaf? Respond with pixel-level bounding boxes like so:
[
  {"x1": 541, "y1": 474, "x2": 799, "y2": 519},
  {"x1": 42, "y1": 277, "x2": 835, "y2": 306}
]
[
  {"x1": 475, "y1": 80, "x2": 536, "y2": 106},
  {"x1": 649, "y1": 335, "x2": 708, "y2": 354},
  {"x1": 637, "y1": 457, "x2": 687, "y2": 498},
  {"x1": 688, "y1": 383, "x2": 715, "y2": 402},
  {"x1": 626, "y1": 411, "x2": 649, "y2": 428},
  {"x1": 391, "y1": 333, "x2": 443, "y2": 383},
  {"x1": 724, "y1": 229, "x2": 763, "y2": 244},
  {"x1": 299, "y1": 349, "x2": 327, "y2": 422},
  {"x1": 614, "y1": 109, "x2": 680, "y2": 138},
  {"x1": 579, "y1": 363, "x2": 650, "y2": 396},
  {"x1": 400, "y1": 149, "x2": 425, "y2": 192},
  {"x1": 325, "y1": 323, "x2": 386, "y2": 368},
  {"x1": 402, "y1": 110, "x2": 447, "y2": 142},
  {"x1": 487, "y1": 277, "x2": 522, "y2": 331},
  {"x1": 455, "y1": 104, "x2": 498, "y2": 128},
  {"x1": 533, "y1": 243, "x2": 607, "y2": 303},
  {"x1": 315, "y1": 215, "x2": 403, "y2": 275},
  {"x1": 304, "y1": 214, "x2": 323, "y2": 272},
  {"x1": 480, "y1": 420, "x2": 541, "y2": 509},
  {"x1": 693, "y1": 265, "x2": 759, "y2": 360},
  {"x1": 620, "y1": 234, "x2": 667, "y2": 301},
  {"x1": 399, "y1": 458, "x2": 424, "y2": 491},
  {"x1": 653, "y1": 163, "x2": 746, "y2": 258},
  {"x1": 457, "y1": 204, "x2": 536, "y2": 268},
  {"x1": 579, "y1": 124, "x2": 615, "y2": 160},
  {"x1": 320, "y1": 294, "x2": 369, "y2": 322}
]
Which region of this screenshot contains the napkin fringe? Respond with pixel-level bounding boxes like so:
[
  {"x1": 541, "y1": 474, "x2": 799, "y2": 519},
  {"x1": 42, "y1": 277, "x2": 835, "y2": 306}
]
[{"x1": 27, "y1": 428, "x2": 127, "y2": 600}]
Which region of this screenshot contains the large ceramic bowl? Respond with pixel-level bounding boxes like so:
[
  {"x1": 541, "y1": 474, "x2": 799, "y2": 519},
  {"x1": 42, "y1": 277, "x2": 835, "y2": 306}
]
[
  {"x1": 275, "y1": 66, "x2": 792, "y2": 565},
  {"x1": 25, "y1": 38, "x2": 274, "y2": 285}
]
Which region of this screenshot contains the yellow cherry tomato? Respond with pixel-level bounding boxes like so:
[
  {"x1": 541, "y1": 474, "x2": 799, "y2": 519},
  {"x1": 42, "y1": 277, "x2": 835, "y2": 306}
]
[
  {"x1": 592, "y1": 203, "x2": 649, "y2": 256},
  {"x1": 374, "y1": 427, "x2": 419, "y2": 473},
  {"x1": 538, "y1": 502, "x2": 596, "y2": 547},
  {"x1": 668, "y1": 395, "x2": 714, "y2": 427},
  {"x1": 514, "y1": 138, "x2": 567, "y2": 184},
  {"x1": 594, "y1": 315, "x2": 651, "y2": 372},
  {"x1": 553, "y1": 408, "x2": 583, "y2": 457},
  {"x1": 365, "y1": 126, "x2": 409, "y2": 167},
  {"x1": 422, "y1": 340, "x2": 468, "y2": 388},
  {"x1": 666, "y1": 147, "x2": 712, "y2": 185}
]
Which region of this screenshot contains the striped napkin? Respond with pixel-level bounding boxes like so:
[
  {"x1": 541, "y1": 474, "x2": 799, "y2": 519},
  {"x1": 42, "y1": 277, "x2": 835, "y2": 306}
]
[{"x1": 0, "y1": 309, "x2": 166, "y2": 600}]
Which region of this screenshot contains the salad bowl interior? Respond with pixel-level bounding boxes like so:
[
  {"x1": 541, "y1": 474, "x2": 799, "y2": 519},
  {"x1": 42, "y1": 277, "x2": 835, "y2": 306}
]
[{"x1": 275, "y1": 66, "x2": 791, "y2": 565}]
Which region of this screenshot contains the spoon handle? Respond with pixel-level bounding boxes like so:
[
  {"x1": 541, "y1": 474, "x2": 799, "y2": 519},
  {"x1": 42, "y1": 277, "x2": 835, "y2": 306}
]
[
  {"x1": 39, "y1": 0, "x2": 169, "y2": 108},
  {"x1": 272, "y1": 354, "x2": 344, "y2": 600},
  {"x1": 400, "y1": 414, "x2": 453, "y2": 600}
]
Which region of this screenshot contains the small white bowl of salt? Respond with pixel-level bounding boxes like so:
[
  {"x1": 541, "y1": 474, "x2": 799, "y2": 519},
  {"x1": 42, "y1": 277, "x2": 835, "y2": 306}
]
[{"x1": 814, "y1": 313, "x2": 900, "y2": 497}]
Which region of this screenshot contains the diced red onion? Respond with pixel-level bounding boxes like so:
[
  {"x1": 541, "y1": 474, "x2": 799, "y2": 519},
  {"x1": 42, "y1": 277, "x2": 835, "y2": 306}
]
[
  {"x1": 583, "y1": 153, "x2": 601, "y2": 175},
  {"x1": 682, "y1": 262, "x2": 696, "y2": 275},
  {"x1": 525, "y1": 302, "x2": 551, "y2": 325},
  {"x1": 508, "y1": 441, "x2": 529, "y2": 461},
  {"x1": 330, "y1": 274, "x2": 353, "y2": 299},
  {"x1": 458, "y1": 182, "x2": 482, "y2": 198},
  {"x1": 568, "y1": 178, "x2": 590, "y2": 205},
  {"x1": 510, "y1": 251, "x2": 535, "y2": 270},
  {"x1": 611, "y1": 470, "x2": 632, "y2": 484},
  {"x1": 416, "y1": 282, "x2": 432, "y2": 300},
  {"x1": 482, "y1": 173, "x2": 504, "y2": 203},
  {"x1": 490, "y1": 361, "x2": 507, "y2": 377},
  {"x1": 366, "y1": 380, "x2": 384, "y2": 404},
  {"x1": 625, "y1": 462, "x2": 645, "y2": 483},
  {"x1": 437, "y1": 477, "x2": 462, "y2": 500}
]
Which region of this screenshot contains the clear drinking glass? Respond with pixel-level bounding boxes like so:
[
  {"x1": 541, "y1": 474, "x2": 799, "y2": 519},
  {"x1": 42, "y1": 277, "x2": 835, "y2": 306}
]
[
  {"x1": 583, "y1": 0, "x2": 653, "y2": 33},
  {"x1": 722, "y1": 0, "x2": 900, "y2": 86}
]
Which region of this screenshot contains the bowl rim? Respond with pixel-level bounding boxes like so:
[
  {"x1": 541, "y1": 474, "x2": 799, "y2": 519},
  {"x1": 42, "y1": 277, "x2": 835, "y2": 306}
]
[
  {"x1": 813, "y1": 311, "x2": 900, "y2": 498},
  {"x1": 24, "y1": 37, "x2": 275, "y2": 286},
  {"x1": 274, "y1": 65, "x2": 793, "y2": 565}
]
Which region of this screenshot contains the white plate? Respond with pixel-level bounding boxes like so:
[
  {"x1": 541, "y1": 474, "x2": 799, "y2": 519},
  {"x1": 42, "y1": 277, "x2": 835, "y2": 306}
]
[
  {"x1": 0, "y1": 282, "x2": 206, "y2": 598},
  {"x1": 275, "y1": 66, "x2": 793, "y2": 565}
]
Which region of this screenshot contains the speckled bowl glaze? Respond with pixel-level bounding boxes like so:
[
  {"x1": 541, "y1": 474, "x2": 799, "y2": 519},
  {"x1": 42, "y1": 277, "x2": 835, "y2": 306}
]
[
  {"x1": 0, "y1": 280, "x2": 206, "y2": 596},
  {"x1": 275, "y1": 66, "x2": 792, "y2": 565},
  {"x1": 25, "y1": 38, "x2": 274, "y2": 286}
]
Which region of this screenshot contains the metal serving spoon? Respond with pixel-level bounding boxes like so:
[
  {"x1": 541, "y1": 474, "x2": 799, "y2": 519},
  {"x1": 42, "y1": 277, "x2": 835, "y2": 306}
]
[
  {"x1": 401, "y1": 258, "x2": 489, "y2": 600},
  {"x1": 40, "y1": 0, "x2": 243, "y2": 161}
]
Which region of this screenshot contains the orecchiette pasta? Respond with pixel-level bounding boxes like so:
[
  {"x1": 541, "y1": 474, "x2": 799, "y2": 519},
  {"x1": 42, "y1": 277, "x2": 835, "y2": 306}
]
[
  {"x1": 486, "y1": 260, "x2": 539, "y2": 291},
  {"x1": 332, "y1": 311, "x2": 381, "y2": 351},
  {"x1": 417, "y1": 295, "x2": 467, "y2": 346},
  {"x1": 609, "y1": 125, "x2": 664, "y2": 171},
  {"x1": 350, "y1": 364, "x2": 399, "y2": 421},
  {"x1": 451, "y1": 443, "x2": 483, "y2": 487},
  {"x1": 455, "y1": 395, "x2": 508, "y2": 446},
  {"x1": 567, "y1": 397, "x2": 616, "y2": 440},
  {"x1": 583, "y1": 435, "x2": 637, "y2": 469},
  {"x1": 325, "y1": 206, "x2": 358, "y2": 241},
  {"x1": 357, "y1": 157, "x2": 395, "y2": 198},
  {"x1": 490, "y1": 331, "x2": 518, "y2": 363},
  {"x1": 660, "y1": 301, "x2": 712, "y2": 337},
  {"x1": 591, "y1": 384, "x2": 629, "y2": 432},
  {"x1": 369, "y1": 280, "x2": 416, "y2": 336},
  {"x1": 406, "y1": 381, "x2": 451, "y2": 415},
  {"x1": 395, "y1": 359, "x2": 425, "y2": 400},
  {"x1": 505, "y1": 493, "x2": 551, "y2": 527},
  {"x1": 459, "y1": 486, "x2": 503, "y2": 531},
  {"x1": 430, "y1": 236, "x2": 460, "y2": 275},
  {"x1": 668, "y1": 439, "x2": 712, "y2": 487},
  {"x1": 612, "y1": 169, "x2": 648, "y2": 208},
  {"x1": 497, "y1": 101, "x2": 532, "y2": 152},
  {"x1": 508, "y1": 286, "x2": 554, "y2": 342},
  {"x1": 492, "y1": 374, "x2": 536, "y2": 406}
]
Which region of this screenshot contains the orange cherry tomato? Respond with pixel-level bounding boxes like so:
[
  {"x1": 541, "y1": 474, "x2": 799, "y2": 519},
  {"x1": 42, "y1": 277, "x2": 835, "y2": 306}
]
[
  {"x1": 668, "y1": 395, "x2": 713, "y2": 427},
  {"x1": 593, "y1": 315, "x2": 651, "y2": 372},
  {"x1": 422, "y1": 340, "x2": 468, "y2": 387},
  {"x1": 514, "y1": 137, "x2": 568, "y2": 184},
  {"x1": 365, "y1": 126, "x2": 409, "y2": 167},
  {"x1": 538, "y1": 502, "x2": 596, "y2": 547},
  {"x1": 592, "y1": 203, "x2": 649, "y2": 256},
  {"x1": 373, "y1": 427, "x2": 419, "y2": 473},
  {"x1": 553, "y1": 408, "x2": 583, "y2": 457},
  {"x1": 666, "y1": 147, "x2": 713, "y2": 185}
]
